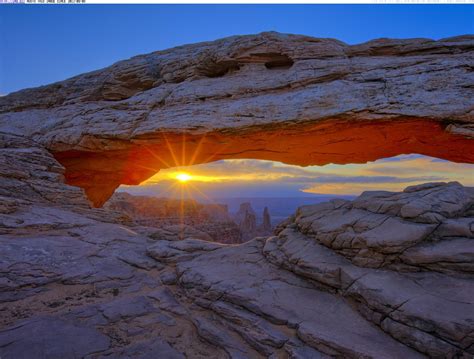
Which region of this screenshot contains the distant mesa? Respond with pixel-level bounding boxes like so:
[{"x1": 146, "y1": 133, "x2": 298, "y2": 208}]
[{"x1": 105, "y1": 193, "x2": 274, "y2": 244}]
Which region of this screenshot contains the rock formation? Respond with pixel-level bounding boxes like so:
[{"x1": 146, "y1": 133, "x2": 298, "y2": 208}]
[
  {"x1": 104, "y1": 192, "x2": 242, "y2": 244},
  {"x1": 105, "y1": 192, "x2": 203, "y2": 220},
  {"x1": 233, "y1": 203, "x2": 274, "y2": 240},
  {"x1": 261, "y1": 206, "x2": 272, "y2": 233},
  {"x1": 234, "y1": 202, "x2": 258, "y2": 241},
  {"x1": 105, "y1": 193, "x2": 273, "y2": 243},
  {"x1": 0, "y1": 33, "x2": 474, "y2": 358},
  {"x1": 0, "y1": 32, "x2": 472, "y2": 206}
]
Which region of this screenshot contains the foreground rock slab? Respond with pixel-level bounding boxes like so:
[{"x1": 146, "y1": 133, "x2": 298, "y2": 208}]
[{"x1": 0, "y1": 317, "x2": 110, "y2": 359}]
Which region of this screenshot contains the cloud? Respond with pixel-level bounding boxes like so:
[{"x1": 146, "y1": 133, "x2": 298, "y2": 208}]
[
  {"x1": 132, "y1": 154, "x2": 474, "y2": 198},
  {"x1": 170, "y1": 159, "x2": 313, "y2": 177},
  {"x1": 374, "y1": 154, "x2": 425, "y2": 163},
  {"x1": 279, "y1": 175, "x2": 443, "y2": 184}
]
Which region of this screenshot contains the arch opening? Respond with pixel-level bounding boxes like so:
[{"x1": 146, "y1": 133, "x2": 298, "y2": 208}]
[{"x1": 102, "y1": 154, "x2": 473, "y2": 244}]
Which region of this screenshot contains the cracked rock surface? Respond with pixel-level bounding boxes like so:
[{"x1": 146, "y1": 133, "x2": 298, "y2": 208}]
[{"x1": 1, "y1": 131, "x2": 473, "y2": 358}]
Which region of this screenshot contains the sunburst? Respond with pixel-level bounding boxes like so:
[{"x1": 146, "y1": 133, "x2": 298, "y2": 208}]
[
  {"x1": 133, "y1": 131, "x2": 230, "y2": 239},
  {"x1": 176, "y1": 173, "x2": 192, "y2": 183}
]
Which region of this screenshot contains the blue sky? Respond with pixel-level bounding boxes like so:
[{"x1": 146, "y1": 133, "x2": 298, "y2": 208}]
[{"x1": 1, "y1": 5, "x2": 473, "y2": 94}]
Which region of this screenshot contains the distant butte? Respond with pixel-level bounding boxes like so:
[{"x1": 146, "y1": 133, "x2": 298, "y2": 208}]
[{"x1": 1, "y1": 32, "x2": 473, "y2": 207}]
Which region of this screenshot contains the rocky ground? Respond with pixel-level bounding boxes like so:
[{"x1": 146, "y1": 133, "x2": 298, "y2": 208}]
[{"x1": 1, "y1": 132, "x2": 473, "y2": 358}]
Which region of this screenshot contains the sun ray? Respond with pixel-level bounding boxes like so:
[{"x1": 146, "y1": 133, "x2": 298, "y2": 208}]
[
  {"x1": 186, "y1": 181, "x2": 218, "y2": 205},
  {"x1": 182, "y1": 132, "x2": 186, "y2": 166},
  {"x1": 160, "y1": 130, "x2": 181, "y2": 167},
  {"x1": 198, "y1": 140, "x2": 233, "y2": 166},
  {"x1": 189, "y1": 133, "x2": 207, "y2": 167},
  {"x1": 184, "y1": 186, "x2": 205, "y2": 218},
  {"x1": 161, "y1": 179, "x2": 181, "y2": 198},
  {"x1": 135, "y1": 164, "x2": 161, "y2": 173},
  {"x1": 143, "y1": 145, "x2": 173, "y2": 168},
  {"x1": 179, "y1": 183, "x2": 184, "y2": 238}
]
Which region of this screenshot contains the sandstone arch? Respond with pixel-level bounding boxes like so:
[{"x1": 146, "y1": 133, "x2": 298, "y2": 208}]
[{"x1": 0, "y1": 32, "x2": 473, "y2": 206}]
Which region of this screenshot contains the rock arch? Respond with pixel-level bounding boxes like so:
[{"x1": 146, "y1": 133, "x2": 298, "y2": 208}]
[{"x1": 0, "y1": 32, "x2": 473, "y2": 206}]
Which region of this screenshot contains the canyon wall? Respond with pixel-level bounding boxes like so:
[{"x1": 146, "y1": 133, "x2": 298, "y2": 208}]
[{"x1": 104, "y1": 192, "x2": 242, "y2": 244}]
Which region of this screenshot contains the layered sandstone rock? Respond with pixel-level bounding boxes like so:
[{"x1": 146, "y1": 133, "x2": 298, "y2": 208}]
[
  {"x1": 280, "y1": 181, "x2": 474, "y2": 273},
  {"x1": 0, "y1": 32, "x2": 473, "y2": 206},
  {"x1": 149, "y1": 182, "x2": 474, "y2": 358}
]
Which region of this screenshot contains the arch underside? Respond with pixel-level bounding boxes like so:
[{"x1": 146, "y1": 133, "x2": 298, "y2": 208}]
[{"x1": 53, "y1": 117, "x2": 474, "y2": 207}]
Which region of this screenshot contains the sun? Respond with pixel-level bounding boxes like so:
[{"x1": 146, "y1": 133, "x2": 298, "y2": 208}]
[{"x1": 176, "y1": 173, "x2": 192, "y2": 183}]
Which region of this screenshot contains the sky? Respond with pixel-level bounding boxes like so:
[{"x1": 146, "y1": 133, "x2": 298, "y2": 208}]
[
  {"x1": 1, "y1": 5, "x2": 473, "y2": 94},
  {"x1": 1, "y1": 5, "x2": 473, "y2": 198},
  {"x1": 121, "y1": 155, "x2": 474, "y2": 198}
]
